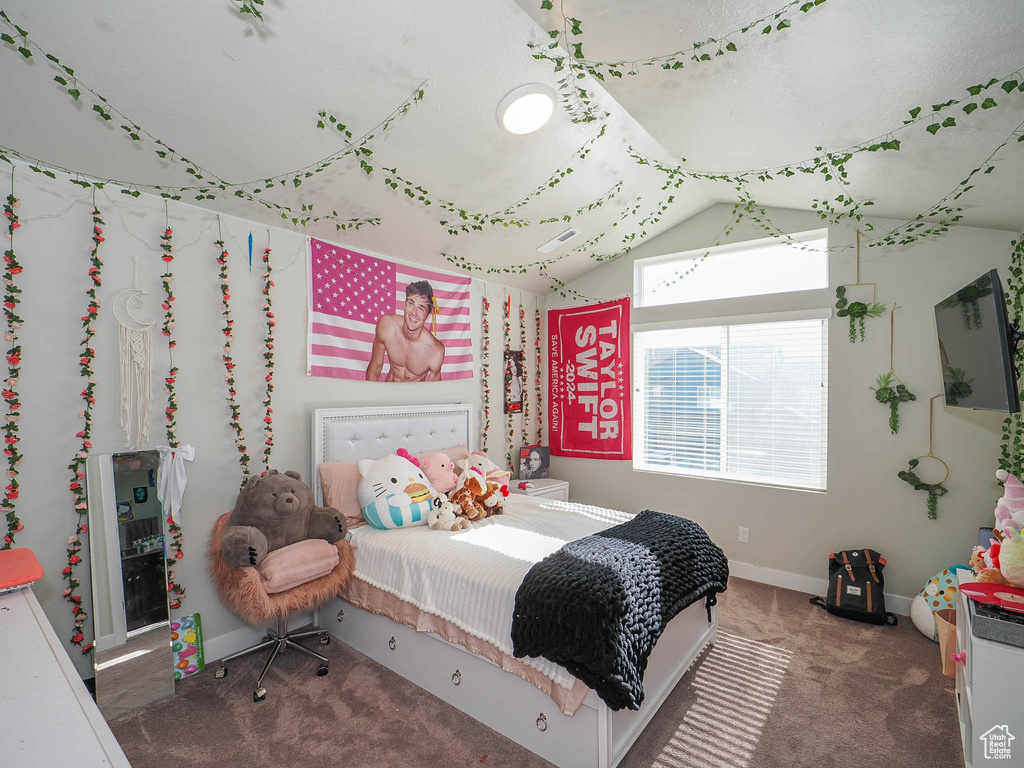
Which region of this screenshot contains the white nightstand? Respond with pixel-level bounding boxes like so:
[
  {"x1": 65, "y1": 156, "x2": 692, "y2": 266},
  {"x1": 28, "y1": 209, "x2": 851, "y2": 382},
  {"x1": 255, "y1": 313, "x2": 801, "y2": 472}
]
[{"x1": 510, "y1": 478, "x2": 569, "y2": 502}]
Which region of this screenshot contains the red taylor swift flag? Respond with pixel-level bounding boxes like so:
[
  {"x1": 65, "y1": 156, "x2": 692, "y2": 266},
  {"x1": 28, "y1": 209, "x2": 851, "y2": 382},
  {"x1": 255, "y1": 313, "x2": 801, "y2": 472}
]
[
  {"x1": 307, "y1": 238, "x2": 473, "y2": 381},
  {"x1": 548, "y1": 298, "x2": 632, "y2": 459}
]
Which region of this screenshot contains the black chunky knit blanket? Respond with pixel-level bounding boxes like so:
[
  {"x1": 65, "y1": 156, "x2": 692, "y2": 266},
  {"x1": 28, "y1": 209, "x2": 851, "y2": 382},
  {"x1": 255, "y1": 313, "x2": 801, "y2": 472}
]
[{"x1": 510, "y1": 510, "x2": 729, "y2": 711}]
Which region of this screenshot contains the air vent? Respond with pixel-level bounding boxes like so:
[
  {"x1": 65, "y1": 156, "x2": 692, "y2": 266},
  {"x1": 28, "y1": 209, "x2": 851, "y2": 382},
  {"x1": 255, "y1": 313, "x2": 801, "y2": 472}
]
[{"x1": 537, "y1": 228, "x2": 579, "y2": 253}]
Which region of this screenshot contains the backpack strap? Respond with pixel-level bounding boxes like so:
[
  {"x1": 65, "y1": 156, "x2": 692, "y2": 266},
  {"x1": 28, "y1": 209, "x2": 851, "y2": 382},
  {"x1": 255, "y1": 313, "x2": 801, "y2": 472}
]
[
  {"x1": 885, "y1": 612, "x2": 898, "y2": 626},
  {"x1": 840, "y1": 551, "x2": 857, "y2": 582},
  {"x1": 863, "y1": 549, "x2": 880, "y2": 583},
  {"x1": 809, "y1": 596, "x2": 827, "y2": 611}
]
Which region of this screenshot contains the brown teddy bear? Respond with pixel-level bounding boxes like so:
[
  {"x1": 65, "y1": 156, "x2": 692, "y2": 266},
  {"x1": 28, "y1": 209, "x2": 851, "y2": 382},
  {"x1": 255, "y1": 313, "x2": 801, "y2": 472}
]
[
  {"x1": 220, "y1": 469, "x2": 347, "y2": 568},
  {"x1": 449, "y1": 469, "x2": 489, "y2": 522}
]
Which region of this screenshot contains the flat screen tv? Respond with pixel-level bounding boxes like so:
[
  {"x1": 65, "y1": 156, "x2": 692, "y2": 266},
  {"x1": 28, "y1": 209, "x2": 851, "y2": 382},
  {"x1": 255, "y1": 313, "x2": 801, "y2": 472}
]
[{"x1": 934, "y1": 268, "x2": 1020, "y2": 413}]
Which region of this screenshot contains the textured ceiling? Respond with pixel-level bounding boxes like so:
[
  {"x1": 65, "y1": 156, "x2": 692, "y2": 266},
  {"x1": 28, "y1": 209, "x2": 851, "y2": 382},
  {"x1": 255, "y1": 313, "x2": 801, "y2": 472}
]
[{"x1": 1, "y1": 1, "x2": 1023, "y2": 294}]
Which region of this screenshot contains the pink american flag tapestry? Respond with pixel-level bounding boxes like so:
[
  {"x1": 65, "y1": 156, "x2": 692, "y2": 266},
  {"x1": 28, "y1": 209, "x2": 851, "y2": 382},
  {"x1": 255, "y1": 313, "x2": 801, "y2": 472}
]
[{"x1": 307, "y1": 237, "x2": 473, "y2": 381}]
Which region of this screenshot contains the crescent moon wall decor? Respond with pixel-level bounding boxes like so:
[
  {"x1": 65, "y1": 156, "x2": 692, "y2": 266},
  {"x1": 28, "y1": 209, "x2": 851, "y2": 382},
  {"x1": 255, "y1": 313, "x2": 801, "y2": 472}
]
[{"x1": 112, "y1": 288, "x2": 154, "y2": 449}]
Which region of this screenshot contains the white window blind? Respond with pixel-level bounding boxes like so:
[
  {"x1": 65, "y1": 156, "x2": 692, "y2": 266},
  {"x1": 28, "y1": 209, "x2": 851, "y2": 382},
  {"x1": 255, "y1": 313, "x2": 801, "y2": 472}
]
[{"x1": 634, "y1": 317, "x2": 828, "y2": 490}]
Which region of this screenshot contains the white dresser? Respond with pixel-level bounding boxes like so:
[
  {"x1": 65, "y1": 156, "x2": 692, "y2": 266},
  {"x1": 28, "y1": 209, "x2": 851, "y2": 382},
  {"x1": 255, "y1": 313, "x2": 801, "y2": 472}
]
[
  {"x1": 0, "y1": 586, "x2": 132, "y2": 768},
  {"x1": 509, "y1": 477, "x2": 569, "y2": 502},
  {"x1": 955, "y1": 572, "x2": 1024, "y2": 767}
]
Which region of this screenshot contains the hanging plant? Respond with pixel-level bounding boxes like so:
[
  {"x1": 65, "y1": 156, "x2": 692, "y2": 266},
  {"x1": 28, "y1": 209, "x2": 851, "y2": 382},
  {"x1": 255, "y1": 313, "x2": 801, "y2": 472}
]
[
  {"x1": 835, "y1": 286, "x2": 885, "y2": 342},
  {"x1": 261, "y1": 244, "x2": 275, "y2": 472},
  {"x1": 898, "y1": 458, "x2": 948, "y2": 520},
  {"x1": 870, "y1": 372, "x2": 916, "y2": 434},
  {"x1": 944, "y1": 366, "x2": 974, "y2": 405},
  {"x1": 215, "y1": 235, "x2": 251, "y2": 486},
  {"x1": 503, "y1": 295, "x2": 514, "y2": 471}
]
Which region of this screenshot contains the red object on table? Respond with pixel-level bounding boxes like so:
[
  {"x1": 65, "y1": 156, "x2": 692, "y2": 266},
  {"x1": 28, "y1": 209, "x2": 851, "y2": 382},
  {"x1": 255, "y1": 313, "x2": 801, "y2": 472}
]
[{"x1": 0, "y1": 547, "x2": 44, "y2": 592}]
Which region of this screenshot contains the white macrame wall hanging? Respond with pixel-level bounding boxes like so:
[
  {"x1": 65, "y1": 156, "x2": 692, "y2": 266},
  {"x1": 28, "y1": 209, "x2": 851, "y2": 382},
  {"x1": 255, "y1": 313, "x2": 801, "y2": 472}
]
[{"x1": 112, "y1": 280, "x2": 154, "y2": 450}]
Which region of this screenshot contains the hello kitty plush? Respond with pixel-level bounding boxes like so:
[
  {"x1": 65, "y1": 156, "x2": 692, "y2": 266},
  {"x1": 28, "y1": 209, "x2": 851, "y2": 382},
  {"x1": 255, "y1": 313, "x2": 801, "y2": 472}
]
[
  {"x1": 357, "y1": 453, "x2": 441, "y2": 530},
  {"x1": 458, "y1": 451, "x2": 510, "y2": 493}
]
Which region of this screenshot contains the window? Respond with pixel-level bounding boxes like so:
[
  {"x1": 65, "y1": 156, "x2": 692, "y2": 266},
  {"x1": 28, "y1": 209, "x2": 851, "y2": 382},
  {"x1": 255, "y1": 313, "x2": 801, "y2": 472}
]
[
  {"x1": 635, "y1": 230, "x2": 827, "y2": 308},
  {"x1": 632, "y1": 231, "x2": 829, "y2": 491}
]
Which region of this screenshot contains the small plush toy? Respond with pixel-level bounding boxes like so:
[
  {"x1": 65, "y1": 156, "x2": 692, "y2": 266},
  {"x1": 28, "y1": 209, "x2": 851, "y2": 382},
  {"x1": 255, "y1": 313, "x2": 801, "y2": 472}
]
[
  {"x1": 970, "y1": 545, "x2": 1007, "y2": 585},
  {"x1": 1000, "y1": 527, "x2": 1024, "y2": 587},
  {"x1": 459, "y1": 451, "x2": 511, "y2": 492},
  {"x1": 994, "y1": 469, "x2": 1024, "y2": 535},
  {"x1": 427, "y1": 499, "x2": 470, "y2": 531},
  {"x1": 450, "y1": 467, "x2": 489, "y2": 522},
  {"x1": 357, "y1": 453, "x2": 441, "y2": 530},
  {"x1": 420, "y1": 451, "x2": 458, "y2": 495},
  {"x1": 220, "y1": 470, "x2": 346, "y2": 568},
  {"x1": 478, "y1": 481, "x2": 506, "y2": 517}
]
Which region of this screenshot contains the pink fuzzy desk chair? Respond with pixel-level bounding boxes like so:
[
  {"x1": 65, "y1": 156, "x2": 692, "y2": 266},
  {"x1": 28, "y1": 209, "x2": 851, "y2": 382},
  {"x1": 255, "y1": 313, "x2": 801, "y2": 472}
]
[{"x1": 208, "y1": 511, "x2": 355, "y2": 701}]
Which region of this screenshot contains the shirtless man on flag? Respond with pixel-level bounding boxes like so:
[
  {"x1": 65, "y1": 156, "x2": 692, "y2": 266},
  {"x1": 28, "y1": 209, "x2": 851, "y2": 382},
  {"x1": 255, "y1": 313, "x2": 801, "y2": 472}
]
[{"x1": 365, "y1": 280, "x2": 446, "y2": 382}]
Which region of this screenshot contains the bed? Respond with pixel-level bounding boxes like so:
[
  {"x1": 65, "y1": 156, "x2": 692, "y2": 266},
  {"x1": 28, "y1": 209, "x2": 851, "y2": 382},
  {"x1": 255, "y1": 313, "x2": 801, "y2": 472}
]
[{"x1": 312, "y1": 404, "x2": 723, "y2": 768}]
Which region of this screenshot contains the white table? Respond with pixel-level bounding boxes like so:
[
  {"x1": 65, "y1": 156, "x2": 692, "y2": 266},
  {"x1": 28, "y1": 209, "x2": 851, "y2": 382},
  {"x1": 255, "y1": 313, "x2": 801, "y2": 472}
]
[
  {"x1": 0, "y1": 586, "x2": 132, "y2": 768},
  {"x1": 509, "y1": 477, "x2": 569, "y2": 502}
]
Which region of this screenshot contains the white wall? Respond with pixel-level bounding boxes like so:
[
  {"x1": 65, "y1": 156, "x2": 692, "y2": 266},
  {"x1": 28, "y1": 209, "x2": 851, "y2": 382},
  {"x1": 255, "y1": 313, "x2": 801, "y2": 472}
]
[
  {"x1": 9, "y1": 169, "x2": 540, "y2": 678},
  {"x1": 552, "y1": 204, "x2": 1016, "y2": 600}
]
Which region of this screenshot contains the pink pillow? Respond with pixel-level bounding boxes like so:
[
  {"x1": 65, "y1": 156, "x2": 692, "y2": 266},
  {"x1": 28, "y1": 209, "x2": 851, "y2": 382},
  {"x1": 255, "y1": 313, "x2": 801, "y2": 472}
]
[{"x1": 257, "y1": 539, "x2": 340, "y2": 594}]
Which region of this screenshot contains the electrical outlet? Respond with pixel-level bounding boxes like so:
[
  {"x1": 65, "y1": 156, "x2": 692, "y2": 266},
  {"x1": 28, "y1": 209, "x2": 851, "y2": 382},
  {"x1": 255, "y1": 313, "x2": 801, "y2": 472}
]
[{"x1": 738, "y1": 526, "x2": 749, "y2": 543}]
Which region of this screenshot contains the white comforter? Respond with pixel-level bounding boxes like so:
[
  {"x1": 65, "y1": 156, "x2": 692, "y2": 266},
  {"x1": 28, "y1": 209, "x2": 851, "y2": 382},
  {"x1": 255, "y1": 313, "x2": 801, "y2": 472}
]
[{"x1": 348, "y1": 494, "x2": 631, "y2": 689}]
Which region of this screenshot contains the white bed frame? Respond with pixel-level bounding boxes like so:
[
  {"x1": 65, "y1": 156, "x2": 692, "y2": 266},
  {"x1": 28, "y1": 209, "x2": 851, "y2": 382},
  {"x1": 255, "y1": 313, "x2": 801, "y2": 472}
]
[{"x1": 312, "y1": 404, "x2": 717, "y2": 768}]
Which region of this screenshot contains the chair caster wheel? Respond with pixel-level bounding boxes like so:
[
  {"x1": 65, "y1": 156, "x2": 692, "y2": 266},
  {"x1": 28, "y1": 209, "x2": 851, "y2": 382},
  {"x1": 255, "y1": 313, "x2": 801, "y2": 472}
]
[
  {"x1": 319, "y1": 633, "x2": 330, "y2": 646},
  {"x1": 215, "y1": 666, "x2": 227, "y2": 679},
  {"x1": 254, "y1": 687, "x2": 267, "y2": 702},
  {"x1": 316, "y1": 664, "x2": 329, "y2": 677}
]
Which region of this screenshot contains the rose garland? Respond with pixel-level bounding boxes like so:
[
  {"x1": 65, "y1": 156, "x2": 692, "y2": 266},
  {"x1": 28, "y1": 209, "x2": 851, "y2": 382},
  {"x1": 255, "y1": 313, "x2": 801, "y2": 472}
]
[
  {"x1": 1, "y1": 188, "x2": 22, "y2": 549},
  {"x1": 261, "y1": 244, "x2": 275, "y2": 471},
  {"x1": 503, "y1": 294, "x2": 514, "y2": 471},
  {"x1": 535, "y1": 306, "x2": 543, "y2": 445},
  {"x1": 158, "y1": 224, "x2": 186, "y2": 608},
  {"x1": 480, "y1": 296, "x2": 491, "y2": 454},
  {"x1": 215, "y1": 237, "x2": 251, "y2": 484},
  {"x1": 519, "y1": 301, "x2": 529, "y2": 451},
  {"x1": 63, "y1": 204, "x2": 103, "y2": 653}
]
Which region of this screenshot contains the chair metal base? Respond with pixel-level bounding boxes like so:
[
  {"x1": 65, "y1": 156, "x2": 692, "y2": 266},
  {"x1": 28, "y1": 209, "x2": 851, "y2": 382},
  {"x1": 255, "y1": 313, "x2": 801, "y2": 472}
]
[{"x1": 215, "y1": 612, "x2": 331, "y2": 701}]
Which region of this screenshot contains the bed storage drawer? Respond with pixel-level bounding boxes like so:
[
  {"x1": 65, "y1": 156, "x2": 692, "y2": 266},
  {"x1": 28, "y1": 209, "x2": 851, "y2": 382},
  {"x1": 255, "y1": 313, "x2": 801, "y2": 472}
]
[{"x1": 329, "y1": 596, "x2": 604, "y2": 768}]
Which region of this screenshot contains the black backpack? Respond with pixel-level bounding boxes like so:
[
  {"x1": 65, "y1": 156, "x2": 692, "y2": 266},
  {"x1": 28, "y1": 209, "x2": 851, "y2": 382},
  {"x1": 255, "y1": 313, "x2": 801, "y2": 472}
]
[{"x1": 810, "y1": 549, "x2": 898, "y2": 626}]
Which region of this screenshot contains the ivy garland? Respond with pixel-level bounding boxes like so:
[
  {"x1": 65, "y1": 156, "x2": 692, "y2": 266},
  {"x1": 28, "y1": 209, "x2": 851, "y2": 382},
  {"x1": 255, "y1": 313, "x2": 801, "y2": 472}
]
[
  {"x1": 1001, "y1": 235, "x2": 1024, "y2": 478},
  {"x1": 480, "y1": 296, "x2": 491, "y2": 454},
  {"x1": 535, "y1": 306, "x2": 543, "y2": 445},
  {"x1": 215, "y1": 236, "x2": 251, "y2": 486},
  {"x1": 1, "y1": 186, "x2": 22, "y2": 549},
  {"x1": 530, "y1": 0, "x2": 829, "y2": 123},
  {"x1": 898, "y1": 458, "x2": 948, "y2": 520},
  {"x1": 158, "y1": 223, "x2": 186, "y2": 609},
  {"x1": 233, "y1": 0, "x2": 265, "y2": 22},
  {"x1": 64, "y1": 203, "x2": 104, "y2": 653}
]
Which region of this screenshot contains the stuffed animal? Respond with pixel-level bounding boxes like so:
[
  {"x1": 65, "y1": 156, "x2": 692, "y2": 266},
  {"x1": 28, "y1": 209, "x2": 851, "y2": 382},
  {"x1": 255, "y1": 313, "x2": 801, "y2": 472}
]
[
  {"x1": 971, "y1": 544, "x2": 1008, "y2": 585},
  {"x1": 220, "y1": 469, "x2": 346, "y2": 568},
  {"x1": 450, "y1": 468, "x2": 489, "y2": 522},
  {"x1": 459, "y1": 451, "x2": 511, "y2": 492},
  {"x1": 357, "y1": 453, "x2": 441, "y2": 530},
  {"x1": 995, "y1": 470, "x2": 1024, "y2": 535},
  {"x1": 910, "y1": 565, "x2": 969, "y2": 640},
  {"x1": 1000, "y1": 527, "x2": 1024, "y2": 587},
  {"x1": 420, "y1": 451, "x2": 458, "y2": 495},
  {"x1": 478, "y1": 481, "x2": 506, "y2": 517},
  {"x1": 427, "y1": 499, "x2": 471, "y2": 531}
]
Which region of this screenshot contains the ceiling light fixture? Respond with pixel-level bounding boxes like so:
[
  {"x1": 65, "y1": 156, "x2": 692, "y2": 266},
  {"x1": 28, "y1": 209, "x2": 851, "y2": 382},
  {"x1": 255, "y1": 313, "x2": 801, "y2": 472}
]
[{"x1": 497, "y1": 84, "x2": 556, "y2": 135}]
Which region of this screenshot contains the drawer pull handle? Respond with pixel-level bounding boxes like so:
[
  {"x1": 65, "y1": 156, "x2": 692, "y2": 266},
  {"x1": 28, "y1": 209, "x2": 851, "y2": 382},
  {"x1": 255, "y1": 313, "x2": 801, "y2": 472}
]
[
  {"x1": 336, "y1": 609, "x2": 345, "y2": 623},
  {"x1": 452, "y1": 670, "x2": 462, "y2": 685},
  {"x1": 536, "y1": 713, "x2": 547, "y2": 732},
  {"x1": 388, "y1": 636, "x2": 397, "y2": 651}
]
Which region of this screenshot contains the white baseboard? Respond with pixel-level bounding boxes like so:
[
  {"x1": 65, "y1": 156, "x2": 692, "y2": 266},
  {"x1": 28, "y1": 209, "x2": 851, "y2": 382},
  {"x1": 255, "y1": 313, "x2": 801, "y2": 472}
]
[
  {"x1": 728, "y1": 560, "x2": 913, "y2": 617},
  {"x1": 199, "y1": 609, "x2": 320, "y2": 666}
]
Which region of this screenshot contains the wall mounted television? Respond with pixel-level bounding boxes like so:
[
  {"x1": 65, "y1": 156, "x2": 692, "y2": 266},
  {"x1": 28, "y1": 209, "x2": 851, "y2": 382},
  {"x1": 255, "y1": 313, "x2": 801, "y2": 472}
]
[{"x1": 934, "y1": 268, "x2": 1021, "y2": 413}]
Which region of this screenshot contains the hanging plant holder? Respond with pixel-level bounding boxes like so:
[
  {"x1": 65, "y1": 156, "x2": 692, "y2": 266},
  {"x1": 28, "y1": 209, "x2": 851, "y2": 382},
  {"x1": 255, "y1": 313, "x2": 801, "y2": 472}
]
[
  {"x1": 836, "y1": 287, "x2": 885, "y2": 342},
  {"x1": 871, "y1": 371, "x2": 916, "y2": 434},
  {"x1": 898, "y1": 456, "x2": 949, "y2": 520}
]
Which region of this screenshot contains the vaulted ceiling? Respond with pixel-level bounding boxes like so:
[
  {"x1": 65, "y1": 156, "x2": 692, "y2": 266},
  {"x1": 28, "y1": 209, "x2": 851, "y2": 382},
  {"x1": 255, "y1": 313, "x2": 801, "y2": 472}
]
[{"x1": 2, "y1": 1, "x2": 1023, "y2": 294}]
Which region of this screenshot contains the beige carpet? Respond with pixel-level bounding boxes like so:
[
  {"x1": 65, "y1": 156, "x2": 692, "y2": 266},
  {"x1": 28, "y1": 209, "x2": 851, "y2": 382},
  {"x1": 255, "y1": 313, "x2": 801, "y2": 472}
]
[{"x1": 109, "y1": 577, "x2": 963, "y2": 767}]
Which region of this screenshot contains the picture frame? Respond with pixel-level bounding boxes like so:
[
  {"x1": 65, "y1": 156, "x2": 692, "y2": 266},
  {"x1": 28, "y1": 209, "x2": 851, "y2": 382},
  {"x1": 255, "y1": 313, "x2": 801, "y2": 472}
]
[{"x1": 518, "y1": 445, "x2": 550, "y2": 480}]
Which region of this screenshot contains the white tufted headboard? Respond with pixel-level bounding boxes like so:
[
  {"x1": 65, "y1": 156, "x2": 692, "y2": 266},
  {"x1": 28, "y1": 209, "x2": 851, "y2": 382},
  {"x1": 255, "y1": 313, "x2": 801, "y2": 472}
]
[{"x1": 311, "y1": 404, "x2": 473, "y2": 505}]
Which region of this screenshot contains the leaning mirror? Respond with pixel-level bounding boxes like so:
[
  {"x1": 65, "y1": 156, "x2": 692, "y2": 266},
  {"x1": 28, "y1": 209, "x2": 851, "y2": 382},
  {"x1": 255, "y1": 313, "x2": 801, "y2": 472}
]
[{"x1": 86, "y1": 450, "x2": 174, "y2": 719}]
